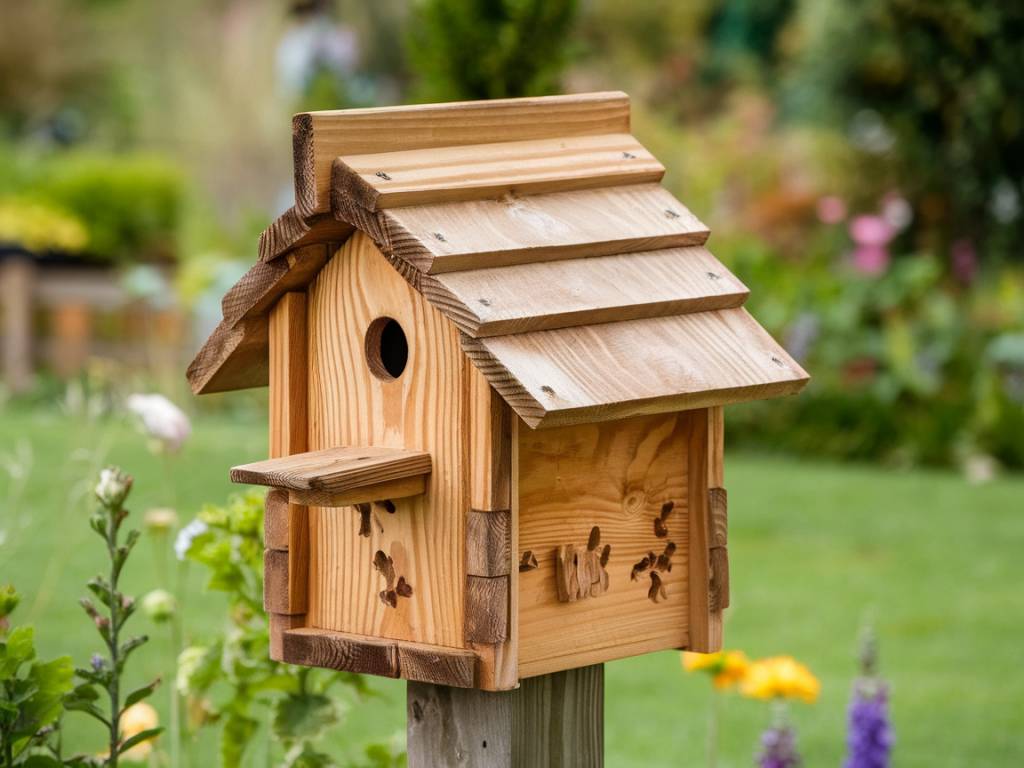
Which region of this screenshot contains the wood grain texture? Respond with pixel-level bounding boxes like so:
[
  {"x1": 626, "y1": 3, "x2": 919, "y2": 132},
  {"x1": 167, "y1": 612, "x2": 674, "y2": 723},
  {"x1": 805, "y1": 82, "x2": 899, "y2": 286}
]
[
  {"x1": 466, "y1": 510, "x2": 512, "y2": 577},
  {"x1": 287, "y1": 475, "x2": 426, "y2": 508},
  {"x1": 186, "y1": 315, "x2": 268, "y2": 395},
  {"x1": 466, "y1": 364, "x2": 519, "y2": 690},
  {"x1": 407, "y1": 664, "x2": 603, "y2": 768},
  {"x1": 375, "y1": 184, "x2": 708, "y2": 274},
  {"x1": 264, "y1": 488, "x2": 289, "y2": 551},
  {"x1": 232, "y1": 446, "x2": 432, "y2": 493},
  {"x1": 462, "y1": 308, "x2": 810, "y2": 429},
  {"x1": 685, "y1": 409, "x2": 715, "y2": 653},
  {"x1": 332, "y1": 133, "x2": 664, "y2": 211},
  {"x1": 709, "y1": 487, "x2": 728, "y2": 548},
  {"x1": 306, "y1": 233, "x2": 468, "y2": 649},
  {"x1": 264, "y1": 549, "x2": 304, "y2": 614},
  {"x1": 221, "y1": 246, "x2": 327, "y2": 327},
  {"x1": 269, "y1": 613, "x2": 305, "y2": 662},
  {"x1": 257, "y1": 207, "x2": 353, "y2": 263},
  {"x1": 282, "y1": 628, "x2": 399, "y2": 677},
  {"x1": 268, "y1": 293, "x2": 310, "y2": 622},
  {"x1": 709, "y1": 546, "x2": 730, "y2": 613},
  {"x1": 465, "y1": 575, "x2": 510, "y2": 644},
  {"x1": 518, "y1": 412, "x2": 694, "y2": 678},
  {"x1": 294, "y1": 91, "x2": 631, "y2": 216},
  {"x1": 708, "y1": 406, "x2": 725, "y2": 487},
  {"x1": 397, "y1": 642, "x2": 478, "y2": 688},
  {"x1": 431, "y1": 246, "x2": 748, "y2": 337}
]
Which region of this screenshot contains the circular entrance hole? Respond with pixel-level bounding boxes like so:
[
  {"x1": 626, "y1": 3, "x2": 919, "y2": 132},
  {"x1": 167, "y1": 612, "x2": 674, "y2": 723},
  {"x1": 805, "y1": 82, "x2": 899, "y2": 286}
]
[{"x1": 365, "y1": 317, "x2": 408, "y2": 380}]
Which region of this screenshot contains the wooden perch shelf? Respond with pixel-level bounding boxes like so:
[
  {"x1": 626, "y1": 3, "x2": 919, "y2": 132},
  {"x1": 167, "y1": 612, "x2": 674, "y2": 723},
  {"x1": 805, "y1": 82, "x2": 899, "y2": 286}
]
[{"x1": 231, "y1": 446, "x2": 432, "y2": 507}]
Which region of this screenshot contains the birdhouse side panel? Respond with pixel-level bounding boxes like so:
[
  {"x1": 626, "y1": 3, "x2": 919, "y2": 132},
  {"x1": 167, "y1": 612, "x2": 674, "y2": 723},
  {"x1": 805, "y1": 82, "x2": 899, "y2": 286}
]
[
  {"x1": 517, "y1": 410, "x2": 709, "y2": 678},
  {"x1": 303, "y1": 232, "x2": 469, "y2": 650}
]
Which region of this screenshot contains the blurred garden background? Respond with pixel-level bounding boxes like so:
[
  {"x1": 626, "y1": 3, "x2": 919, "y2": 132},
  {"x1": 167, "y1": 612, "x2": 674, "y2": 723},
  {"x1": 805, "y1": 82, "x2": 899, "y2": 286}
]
[{"x1": 1, "y1": 1, "x2": 1022, "y2": 766}]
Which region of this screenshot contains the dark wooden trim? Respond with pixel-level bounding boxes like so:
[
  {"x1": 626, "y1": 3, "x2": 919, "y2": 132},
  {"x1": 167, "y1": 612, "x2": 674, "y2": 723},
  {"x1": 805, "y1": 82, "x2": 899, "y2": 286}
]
[
  {"x1": 465, "y1": 575, "x2": 509, "y2": 643},
  {"x1": 709, "y1": 486, "x2": 728, "y2": 548},
  {"x1": 264, "y1": 488, "x2": 290, "y2": 551},
  {"x1": 283, "y1": 628, "x2": 399, "y2": 677},
  {"x1": 398, "y1": 643, "x2": 477, "y2": 689},
  {"x1": 466, "y1": 509, "x2": 512, "y2": 577}
]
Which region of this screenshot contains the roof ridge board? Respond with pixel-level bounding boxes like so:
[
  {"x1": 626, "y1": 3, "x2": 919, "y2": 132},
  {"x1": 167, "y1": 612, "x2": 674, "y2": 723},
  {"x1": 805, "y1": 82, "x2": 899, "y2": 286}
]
[
  {"x1": 330, "y1": 132, "x2": 663, "y2": 212},
  {"x1": 294, "y1": 91, "x2": 631, "y2": 217}
]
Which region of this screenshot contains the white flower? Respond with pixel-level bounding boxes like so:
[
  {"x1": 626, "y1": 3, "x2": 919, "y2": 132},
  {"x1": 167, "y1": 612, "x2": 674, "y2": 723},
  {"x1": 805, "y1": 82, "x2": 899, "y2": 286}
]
[
  {"x1": 127, "y1": 393, "x2": 191, "y2": 453},
  {"x1": 176, "y1": 646, "x2": 209, "y2": 696},
  {"x1": 95, "y1": 467, "x2": 133, "y2": 508},
  {"x1": 174, "y1": 518, "x2": 208, "y2": 561},
  {"x1": 141, "y1": 589, "x2": 177, "y2": 623}
]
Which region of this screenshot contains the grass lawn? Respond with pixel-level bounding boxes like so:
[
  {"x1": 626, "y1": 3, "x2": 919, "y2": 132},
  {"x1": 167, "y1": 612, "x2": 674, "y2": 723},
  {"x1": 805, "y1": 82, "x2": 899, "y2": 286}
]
[{"x1": 1, "y1": 404, "x2": 1022, "y2": 766}]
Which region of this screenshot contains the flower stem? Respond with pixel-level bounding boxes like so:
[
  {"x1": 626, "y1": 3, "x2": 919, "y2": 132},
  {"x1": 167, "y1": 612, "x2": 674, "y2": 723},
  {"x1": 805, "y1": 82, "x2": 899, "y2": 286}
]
[{"x1": 107, "y1": 510, "x2": 122, "y2": 768}]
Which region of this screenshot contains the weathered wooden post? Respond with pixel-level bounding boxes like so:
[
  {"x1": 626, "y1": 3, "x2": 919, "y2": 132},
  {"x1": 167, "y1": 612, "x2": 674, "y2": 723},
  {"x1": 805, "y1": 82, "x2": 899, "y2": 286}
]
[
  {"x1": 188, "y1": 92, "x2": 808, "y2": 765},
  {"x1": 1, "y1": 254, "x2": 35, "y2": 392}
]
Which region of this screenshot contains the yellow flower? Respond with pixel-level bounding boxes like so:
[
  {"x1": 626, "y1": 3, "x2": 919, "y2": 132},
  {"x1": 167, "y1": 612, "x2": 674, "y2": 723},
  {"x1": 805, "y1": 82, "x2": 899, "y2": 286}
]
[
  {"x1": 120, "y1": 701, "x2": 159, "y2": 761},
  {"x1": 741, "y1": 656, "x2": 820, "y2": 703},
  {"x1": 681, "y1": 650, "x2": 750, "y2": 689}
]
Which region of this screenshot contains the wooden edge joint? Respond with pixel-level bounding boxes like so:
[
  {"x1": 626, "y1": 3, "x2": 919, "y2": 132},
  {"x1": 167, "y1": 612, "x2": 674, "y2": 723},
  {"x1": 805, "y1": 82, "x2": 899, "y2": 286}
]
[
  {"x1": 281, "y1": 629, "x2": 478, "y2": 688},
  {"x1": 466, "y1": 508, "x2": 512, "y2": 577},
  {"x1": 464, "y1": 574, "x2": 510, "y2": 644},
  {"x1": 709, "y1": 486, "x2": 728, "y2": 549},
  {"x1": 263, "y1": 548, "x2": 306, "y2": 615}
]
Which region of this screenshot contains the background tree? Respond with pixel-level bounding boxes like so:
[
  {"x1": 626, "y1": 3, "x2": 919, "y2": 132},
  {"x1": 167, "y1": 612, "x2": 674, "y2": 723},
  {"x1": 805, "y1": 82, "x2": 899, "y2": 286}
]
[{"x1": 407, "y1": 0, "x2": 578, "y2": 101}]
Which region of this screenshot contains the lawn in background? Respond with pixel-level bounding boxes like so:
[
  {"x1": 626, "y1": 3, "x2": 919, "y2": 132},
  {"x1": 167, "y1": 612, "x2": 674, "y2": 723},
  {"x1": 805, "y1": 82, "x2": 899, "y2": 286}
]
[{"x1": 1, "y1": 404, "x2": 1021, "y2": 766}]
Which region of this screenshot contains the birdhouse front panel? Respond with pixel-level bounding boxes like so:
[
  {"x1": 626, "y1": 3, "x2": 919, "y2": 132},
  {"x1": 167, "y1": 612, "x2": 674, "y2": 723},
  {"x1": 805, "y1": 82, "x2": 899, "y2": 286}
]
[
  {"x1": 189, "y1": 92, "x2": 809, "y2": 693},
  {"x1": 303, "y1": 232, "x2": 470, "y2": 651}
]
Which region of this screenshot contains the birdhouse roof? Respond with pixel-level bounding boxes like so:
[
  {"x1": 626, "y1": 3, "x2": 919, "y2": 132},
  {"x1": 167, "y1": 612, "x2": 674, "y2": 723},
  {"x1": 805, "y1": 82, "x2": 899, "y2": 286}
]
[{"x1": 187, "y1": 92, "x2": 808, "y2": 428}]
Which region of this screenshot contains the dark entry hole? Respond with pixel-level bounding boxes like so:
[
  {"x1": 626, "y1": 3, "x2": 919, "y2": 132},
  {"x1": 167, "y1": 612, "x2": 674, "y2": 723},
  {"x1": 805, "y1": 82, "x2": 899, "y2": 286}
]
[{"x1": 365, "y1": 317, "x2": 408, "y2": 380}]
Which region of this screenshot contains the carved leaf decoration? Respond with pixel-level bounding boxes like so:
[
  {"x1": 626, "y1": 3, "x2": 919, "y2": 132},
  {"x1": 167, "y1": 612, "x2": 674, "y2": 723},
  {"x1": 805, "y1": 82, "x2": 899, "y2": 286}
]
[
  {"x1": 660, "y1": 501, "x2": 674, "y2": 520},
  {"x1": 654, "y1": 517, "x2": 669, "y2": 538},
  {"x1": 600, "y1": 544, "x2": 611, "y2": 568},
  {"x1": 648, "y1": 572, "x2": 667, "y2": 603},
  {"x1": 396, "y1": 576, "x2": 413, "y2": 598},
  {"x1": 630, "y1": 555, "x2": 653, "y2": 581},
  {"x1": 374, "y1": 499, "x2": 396, "y2": 514},
  {"x1": 587, "y1": 526, "x2": 601, "y2": 552},
  {"x1": 372, "y1": 550, "x2": 395, "y2": 585},
  {"x1": 380, "y1": 589, "x2": 398, "y2": 608}
]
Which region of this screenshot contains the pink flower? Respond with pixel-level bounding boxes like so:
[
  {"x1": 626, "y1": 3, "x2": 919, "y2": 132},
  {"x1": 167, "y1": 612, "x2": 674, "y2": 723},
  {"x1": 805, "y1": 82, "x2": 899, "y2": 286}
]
[
  {"x1": 849, "y1": 215, "x2": 894, "y2": 247},
  {"x1": 848, "y1": 215, "x2": 895, "y2": 275},
  {"x1": 817, "y1": 196, "x2": 848, "y2": 224}
]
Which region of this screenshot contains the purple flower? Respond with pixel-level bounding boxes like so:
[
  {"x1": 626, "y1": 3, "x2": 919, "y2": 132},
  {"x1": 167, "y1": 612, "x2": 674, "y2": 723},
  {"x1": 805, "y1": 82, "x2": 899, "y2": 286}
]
[
  {"x1": 817, "y1": 196, "x2": 848, "y2": 224},
  {"x1": 758, "y1": 725, "x2": 801, "y2": 768},
  {"x1": 91, "y1": 653, "x2": 106, "y2": 672},
  {"x1": 950, "y1": 239, "x2": 978, "y2": 285},
  {"x1": 844, "y1": 683, "x2": 894, "y2": 768}
]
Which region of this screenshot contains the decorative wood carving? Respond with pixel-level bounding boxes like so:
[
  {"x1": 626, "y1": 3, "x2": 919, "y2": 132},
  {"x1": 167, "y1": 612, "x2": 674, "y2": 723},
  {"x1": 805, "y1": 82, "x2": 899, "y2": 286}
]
[
  {"x1": 373, "y1": 549, "x2": 413, "y2": 608},
  {"x1": 554, "y1": 526, "x2": 611, "y2": 603}
]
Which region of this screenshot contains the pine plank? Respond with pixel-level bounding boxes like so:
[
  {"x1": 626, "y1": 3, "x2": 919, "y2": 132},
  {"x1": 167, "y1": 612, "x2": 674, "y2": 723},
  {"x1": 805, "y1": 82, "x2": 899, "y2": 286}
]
[
  {"x1": 462, "y1": 308, "x2": 810, "y2": 429},
  {"x1": 685, "y1": 409, "x2": 714, "y2": 652},
  {"x1": 465, "y1": 575, "x2": 510, "y2": 644},
  {"x1": 429, "y1": 246, "x2": 748, "y2": 337},
  {"x1": 294, "y1": 91, "x2": 630, "y2": 216},
  {"x1": 466, "y1": 510, "x2": 512, "y2": 577},
  {"x1": 332, "y1": 133, "x2": 664, "y2": 211},
  {"x1": 231, "y1": 446, "x2": 433, "y2": 493},
  {"x1": 376, "y1": 184, "x2": 709, "y2": 274},
  {"x1": 407, "y1": 665, "x2": 603, "y2": 768},
  {"x1": 287, "y1": 475, "x2": 426, "y2": 508},
  {"x1": 264, "y1": 489, "x2": 289, "y2": 551},
  {"x1": 305, "y1": 233, "x2": 468, "y2": 649},
  {"x1": 517, "y1": 412, "x2": 693, "y2": 678},
  {"x1": 187, "y1": 315, "x2": 268, "y2": 395},
  {"x1": 397, "y1": 643, "x2": 478, "y2": 688}
]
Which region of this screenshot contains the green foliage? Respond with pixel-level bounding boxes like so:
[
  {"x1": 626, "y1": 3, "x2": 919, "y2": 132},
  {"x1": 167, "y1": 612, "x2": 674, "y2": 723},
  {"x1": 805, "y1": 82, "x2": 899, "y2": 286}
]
[
  {"x1": 179, "y1": 491, "x2": 403, "y2": 768},
  {"x1": 788, "y1": 0, "x2": 1024, "y2": 252},
  {"x1": 0, "y1": 590, "x2": 74, "y2": 767},
  {"x1": 69, "y1": 467, "x2": 163, "y2": 768},
  {"x1": 0, "y1": 145, "x2": 183, "y2": 263},
  {"x1": 408, "y1": 0, "x2": 578, "y2": 100}
]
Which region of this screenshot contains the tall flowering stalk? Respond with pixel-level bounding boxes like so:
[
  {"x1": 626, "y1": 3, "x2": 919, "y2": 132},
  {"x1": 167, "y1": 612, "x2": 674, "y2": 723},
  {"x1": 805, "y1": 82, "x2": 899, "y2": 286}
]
[
  {"x1": 741, "y1": 656, "x2": 819, "y2": 768},
  {"x1": 66, "y1": 468, "x2": 162, "y2": 767},
  {"x1": 681, "y1": 650, "x2": 749, "y2": 768},
  {"x1": 844, "y1": 627, "x2": 894, "y2": 768}
]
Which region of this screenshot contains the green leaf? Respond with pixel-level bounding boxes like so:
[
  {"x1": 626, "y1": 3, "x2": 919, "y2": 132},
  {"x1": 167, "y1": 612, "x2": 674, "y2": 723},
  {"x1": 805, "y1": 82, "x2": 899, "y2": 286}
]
[
  {"x1": 219, "y1": 713, "x2": 258, "y2": 768},
  {"x1": 22, "y1": 755, "x2": 64, "y2": 767},
  {"x1": 119, "y1": 635, "x2": 148, "y2": 663},
  {"x1": 283, "y1": 742, "x2": 336, "y2": 768},
  {"x1": 123, "y1": 678, "x2": 160, "y2": 708},
  {"x1": 1, "y1": 625, "x2": 36, "y2": 676},
  {"x1": 118, "y1": 725, "x2": 163, "y2": 755},
  {"x1": 18, "y1": 655, "x2": 74, "y2": 731},
  {"x1": 0, "y1": 584, "x2": 20, "y2": 621},
  {"x1": 272, "y1": 693, "x2": 339, "y2": 743}
]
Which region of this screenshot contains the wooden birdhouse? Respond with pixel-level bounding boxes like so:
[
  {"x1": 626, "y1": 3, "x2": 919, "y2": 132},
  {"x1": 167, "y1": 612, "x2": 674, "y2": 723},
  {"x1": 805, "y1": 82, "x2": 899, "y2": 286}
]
[{"x1": 187, "y1": 92, "x2": 808, "y2": 693}]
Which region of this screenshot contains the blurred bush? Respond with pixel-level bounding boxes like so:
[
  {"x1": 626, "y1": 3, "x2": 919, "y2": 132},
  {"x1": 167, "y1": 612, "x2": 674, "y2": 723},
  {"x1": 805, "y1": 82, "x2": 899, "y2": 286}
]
[{"x1": 0, "y1": 146, "x2": 184, "y2": 263}]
